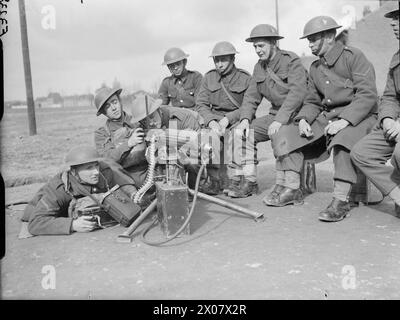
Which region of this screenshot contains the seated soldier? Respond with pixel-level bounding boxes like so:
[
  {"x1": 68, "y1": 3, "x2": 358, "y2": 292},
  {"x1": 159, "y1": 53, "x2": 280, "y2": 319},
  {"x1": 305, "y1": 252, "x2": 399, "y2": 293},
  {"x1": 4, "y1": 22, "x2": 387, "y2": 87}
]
[
  {"x1": 195, "y1": 41, "x2": 252, "y2": 195},
  {"x1": 94, "y1": 87, "x2": 152, "y2": 186},
  {"x1": 234, "y1": 24, "x2": 309, "y2": 202},
  {"x1": 159, "y1": 47, "x2": 203, "y2": 112},
  {"x1": 273, "y1": 16, "x2": 378, "y2": 222},
  {"x1": 351, "y1": 3, "x2": 400, "y2": 216},
  {"x1": 21, "y1": 146, "x2": 138, "y2": 236}
]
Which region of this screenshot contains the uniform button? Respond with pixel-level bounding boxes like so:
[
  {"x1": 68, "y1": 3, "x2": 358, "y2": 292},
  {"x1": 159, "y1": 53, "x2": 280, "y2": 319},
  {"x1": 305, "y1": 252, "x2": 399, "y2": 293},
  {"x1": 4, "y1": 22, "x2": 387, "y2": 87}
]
[
  {"x1": 180, "y1": 100, "x2": 183, "y2": 103},
  {"x1": 326, "y1": 80, "x2": 330, "y2": 84},
  {"x1": 327, "y1": 99, "x2": 332, "y2": 103}
]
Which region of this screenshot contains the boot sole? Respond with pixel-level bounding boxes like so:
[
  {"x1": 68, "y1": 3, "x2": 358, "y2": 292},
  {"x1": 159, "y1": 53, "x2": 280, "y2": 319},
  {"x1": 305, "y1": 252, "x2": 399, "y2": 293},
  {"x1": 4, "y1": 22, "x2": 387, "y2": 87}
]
[
  {"x1": 229, "y1": 194, "x2": 255, "y2": 198},
  {"x1": 265, "y1": 199, "x2": 304, "y2": 207},
  {"x1": 318, "y1": 212, "x2": 349, "y2": 222}
]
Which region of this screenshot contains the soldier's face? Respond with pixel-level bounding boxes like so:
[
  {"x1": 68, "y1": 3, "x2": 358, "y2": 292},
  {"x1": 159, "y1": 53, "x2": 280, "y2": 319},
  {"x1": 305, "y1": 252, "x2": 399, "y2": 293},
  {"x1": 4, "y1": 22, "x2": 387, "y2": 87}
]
[
  {"x1": 75, "y1": 162, "x2": 100, "y2": 185},
  {"x1": 307, "y1": 33, "x2": 324, "y2": 56},
  {"x1": 168, "y1": 60, "x2": 186, "y2": 77},
  {"x1": 390, "y1": 15, "x2": 399, "y2": 39},
  {"x1": 253, "y1": 40, "x2": 274, "y2": 60},
  {"x1": 213, "y1": 55, "x2": 234, "y2": 75},
  {"x1": 104, "y1": 95, "x2": 122, "y2": 120}
]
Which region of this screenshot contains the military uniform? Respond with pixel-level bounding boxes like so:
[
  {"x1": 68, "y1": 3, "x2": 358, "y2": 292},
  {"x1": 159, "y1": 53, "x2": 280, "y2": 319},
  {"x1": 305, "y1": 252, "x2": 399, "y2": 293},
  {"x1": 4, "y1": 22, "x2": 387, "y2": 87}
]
[
  {"x1": 158, "y1": 70, "x2": 203, "y2": 109},
  {"x1": 276, "y1": 42, "x2": 378, "y2": 185},
  {"x1": 238, "y1": 49, "x2": 308, "y2": 174},
  {"x1": 351, "y1": 50, "x2": 400, "y2": 195},
  {"x1": 21, "y1": 160, "x2": 137, "y2": 236},
  {"x1": 94, "y1": 111, "x2": 148, "y2": 186},
  {"x1": 195, "y1": 65, "x2": 251, "y2": 191},
  {"x1": 196, "y1": 66, "x2": 251, "y2": 125},
  {"x1": 158, "y1": 105, "x2": 202, "y2": 131}
]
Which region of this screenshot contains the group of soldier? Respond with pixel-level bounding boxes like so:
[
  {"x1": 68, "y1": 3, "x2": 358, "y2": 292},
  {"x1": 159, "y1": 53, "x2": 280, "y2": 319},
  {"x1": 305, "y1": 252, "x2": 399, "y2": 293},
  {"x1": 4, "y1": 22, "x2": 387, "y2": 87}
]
[{"x1": 21, "y1": 3, "x2": 400, "y2": 237}]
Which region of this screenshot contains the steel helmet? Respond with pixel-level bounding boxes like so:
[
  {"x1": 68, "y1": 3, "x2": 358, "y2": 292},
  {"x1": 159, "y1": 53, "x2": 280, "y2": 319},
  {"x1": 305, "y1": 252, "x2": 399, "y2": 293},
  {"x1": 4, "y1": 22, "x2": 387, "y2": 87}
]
[
  {"x1": 210, "y1": 41, "x2": 239, "y2": 57},
  {"x1": 245, "y1": 24, "x2": 284, "y2": 42},
  {"x1": 300, "y1": 16, "x2": 342, "y2": 39},
  {"x1": 94, "y1": 87, "x2": 122, "y2": 116},
  {"x1": 384, "y1": 1, "x2": 399, "y2": 18},
  {"x1": 162, "y1": 47, "x2": 189, "y2": 66},
  {"x1": 65, "y1": 145, "x2": 102, "y2": 168},
  {"x1": 130, "y1": 94, "x2": 163, "y2": 124}
]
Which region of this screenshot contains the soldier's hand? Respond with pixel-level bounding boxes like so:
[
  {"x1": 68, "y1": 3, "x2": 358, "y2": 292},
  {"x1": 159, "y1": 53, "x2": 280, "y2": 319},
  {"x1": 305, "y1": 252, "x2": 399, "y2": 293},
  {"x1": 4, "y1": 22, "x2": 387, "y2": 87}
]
[
  {"x1": 209, "y1": 120, "x2": 223, "y2": 136},
  {"x1": 384, "y1": 119, "x2": 400, "y2": 141},
  {"x1": 382, "y1": 118, "x2": 396, "y2": 135},
  {"x1": 218, "y1": 117, "x2": 229, "y2": 135},
  {"x1": 72, "y1": 216, "x2": 97, "y2": 233},
  {"x1": 324, "y1": 119, "x2": 349, "y2": 136},
  {"x1": 128, "y1": 128, "x2": 145, "y2": 147},
  {"x1": 299, "y1": 119, "x2": 314, "y2": 138},
  {"x1": 268, "y1": 121, "x2": 282, "y2": 136},
  {"x1": 235, "y1": 119, "x2": 250, "y2": 138}
]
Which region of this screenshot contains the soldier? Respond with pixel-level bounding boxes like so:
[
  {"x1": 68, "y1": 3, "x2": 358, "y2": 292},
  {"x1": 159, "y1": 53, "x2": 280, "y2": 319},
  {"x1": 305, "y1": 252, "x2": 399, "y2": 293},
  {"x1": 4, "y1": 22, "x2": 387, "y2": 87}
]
[
  {"x1": 94, "y1": 87, "x2": 153, "y2": 186},
  {"x1": 351, "y1": 3, "x2": 400, "y2": 216},
  {"x1": 195, "y1": 41, "x2": 252, "y2": 195},
  {"x1": 233, "y1": 24, "x2": 309, "y2": 203},
  {"x1": 159, "y1": 47, "x2": 203, "y2": 111},
  {"x1": 275, "y1": 16, "x2": 378, "y2": 222},
  {"x1": 21, "y1": 146, "x2": 138, "y2": 236}
]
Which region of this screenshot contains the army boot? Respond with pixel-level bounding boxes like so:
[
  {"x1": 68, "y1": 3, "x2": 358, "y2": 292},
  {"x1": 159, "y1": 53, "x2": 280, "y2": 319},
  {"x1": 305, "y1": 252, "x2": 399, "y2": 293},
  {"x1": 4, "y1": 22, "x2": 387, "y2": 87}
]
[
  {"x1": 318, "y1": 198, "x2": 351, "y2": 222},
  {"x1": 266, "y1": 186, "x2": 304, "y2": 207},
  {"x1": 198, "y1": 177, "x2": 221, "y2": 195},
  {"x1": 228, "y1": 179, "x2": 259, "y2": 198},
  {"x1": 223, "y1": 178, "x2": 242, "y2": 195},
  {"x1": 262, "y1": 184, "x2": 285, "y2": 205}
]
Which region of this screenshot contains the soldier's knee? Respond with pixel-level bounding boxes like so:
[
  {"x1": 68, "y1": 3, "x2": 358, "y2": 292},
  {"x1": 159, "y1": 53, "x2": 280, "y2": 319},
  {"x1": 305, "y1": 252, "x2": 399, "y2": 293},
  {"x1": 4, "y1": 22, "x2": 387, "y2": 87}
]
[{"x1": 350, "y1": 141, "x2": 367, "y2": 165}]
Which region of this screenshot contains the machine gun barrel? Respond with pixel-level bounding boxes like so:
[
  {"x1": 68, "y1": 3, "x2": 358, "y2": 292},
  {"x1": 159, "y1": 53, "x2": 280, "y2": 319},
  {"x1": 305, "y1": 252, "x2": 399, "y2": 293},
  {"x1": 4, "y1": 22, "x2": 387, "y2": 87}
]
[{"x1": 188, "y1": 189, "x2": 264, "y2": 221}]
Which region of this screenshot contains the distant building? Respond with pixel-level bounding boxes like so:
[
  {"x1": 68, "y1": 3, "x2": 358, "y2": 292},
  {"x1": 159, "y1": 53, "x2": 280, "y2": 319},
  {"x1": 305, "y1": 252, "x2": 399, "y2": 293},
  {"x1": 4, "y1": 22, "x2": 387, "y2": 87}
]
[
  {"x1": 62, "y1": 94, "x2": 94, "y2": 108},
  {"x1": 35, "y1": 92, "x2": 63, "y2": 108}
]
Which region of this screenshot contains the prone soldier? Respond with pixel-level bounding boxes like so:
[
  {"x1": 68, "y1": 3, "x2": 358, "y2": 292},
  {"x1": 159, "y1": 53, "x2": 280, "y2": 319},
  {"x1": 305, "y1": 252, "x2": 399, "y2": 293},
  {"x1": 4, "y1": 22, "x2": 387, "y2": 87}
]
[{"x1": 21, "y1": 146, "x2": 139, "y2": 236}]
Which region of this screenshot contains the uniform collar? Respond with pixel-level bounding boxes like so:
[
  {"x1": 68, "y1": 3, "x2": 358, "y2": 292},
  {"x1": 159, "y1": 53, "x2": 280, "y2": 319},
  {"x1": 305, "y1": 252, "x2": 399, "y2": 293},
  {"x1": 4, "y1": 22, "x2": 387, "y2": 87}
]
[
  {"x1": 216, "y1": 65, "x2": 238, "y2": 83},
  {"x1": 107, "y1": 111, "x2": 130, "y2": 126},
  {"x1": 322, "y1": 41, "x2": 344, "y2": 67},
  {"x1": 173, "y1": 69, "x2": 189, "y2": 84},
  {"x1": 260, "y1": 48, "x2": 282, "y2": 70},
  {"x1": 390, "y1": 50, "x2": 400, "y2": 69}
]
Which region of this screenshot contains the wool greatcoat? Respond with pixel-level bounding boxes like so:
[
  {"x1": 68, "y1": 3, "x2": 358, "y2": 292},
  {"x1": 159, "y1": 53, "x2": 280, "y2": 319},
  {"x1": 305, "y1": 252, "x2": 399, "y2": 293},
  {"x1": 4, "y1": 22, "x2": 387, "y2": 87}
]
[{"x1": 271, "y1": 42, "x2": 378, "y2": 168}]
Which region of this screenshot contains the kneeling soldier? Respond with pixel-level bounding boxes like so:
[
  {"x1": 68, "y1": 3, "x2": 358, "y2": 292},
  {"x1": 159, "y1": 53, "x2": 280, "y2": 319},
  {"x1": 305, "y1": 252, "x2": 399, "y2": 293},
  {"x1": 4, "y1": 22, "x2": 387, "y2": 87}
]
[{"x1": 94, "y1": 87, "x2": 150, "y2": 186}]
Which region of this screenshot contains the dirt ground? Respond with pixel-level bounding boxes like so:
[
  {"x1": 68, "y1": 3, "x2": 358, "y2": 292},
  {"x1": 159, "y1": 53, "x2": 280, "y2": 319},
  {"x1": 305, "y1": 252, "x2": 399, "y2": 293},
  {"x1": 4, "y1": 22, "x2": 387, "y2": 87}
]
[{"x1": 2, "y1": 149, "x2": 400, "y2": 300}]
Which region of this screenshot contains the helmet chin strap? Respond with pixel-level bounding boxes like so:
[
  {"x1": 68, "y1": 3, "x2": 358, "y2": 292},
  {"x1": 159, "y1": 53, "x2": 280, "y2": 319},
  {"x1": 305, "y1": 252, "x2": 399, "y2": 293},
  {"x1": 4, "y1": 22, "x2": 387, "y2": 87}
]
[{"x1": 313, "y1": 34, "x2": 325, "y2": 57}]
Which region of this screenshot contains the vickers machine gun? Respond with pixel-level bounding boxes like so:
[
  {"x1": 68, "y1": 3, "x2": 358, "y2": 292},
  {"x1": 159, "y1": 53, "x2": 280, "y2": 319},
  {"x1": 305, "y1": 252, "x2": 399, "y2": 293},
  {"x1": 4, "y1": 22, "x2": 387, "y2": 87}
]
[{"x1": 117, "y1": 96, "x2": 264, "y2": 245}]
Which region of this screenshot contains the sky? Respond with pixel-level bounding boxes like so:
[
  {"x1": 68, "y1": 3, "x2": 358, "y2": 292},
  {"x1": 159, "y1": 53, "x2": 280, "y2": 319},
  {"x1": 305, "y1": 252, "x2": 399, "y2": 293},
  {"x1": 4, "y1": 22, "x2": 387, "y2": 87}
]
[{"x1": 2, "y1": 0, "x2": 382, "y2": 101}]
